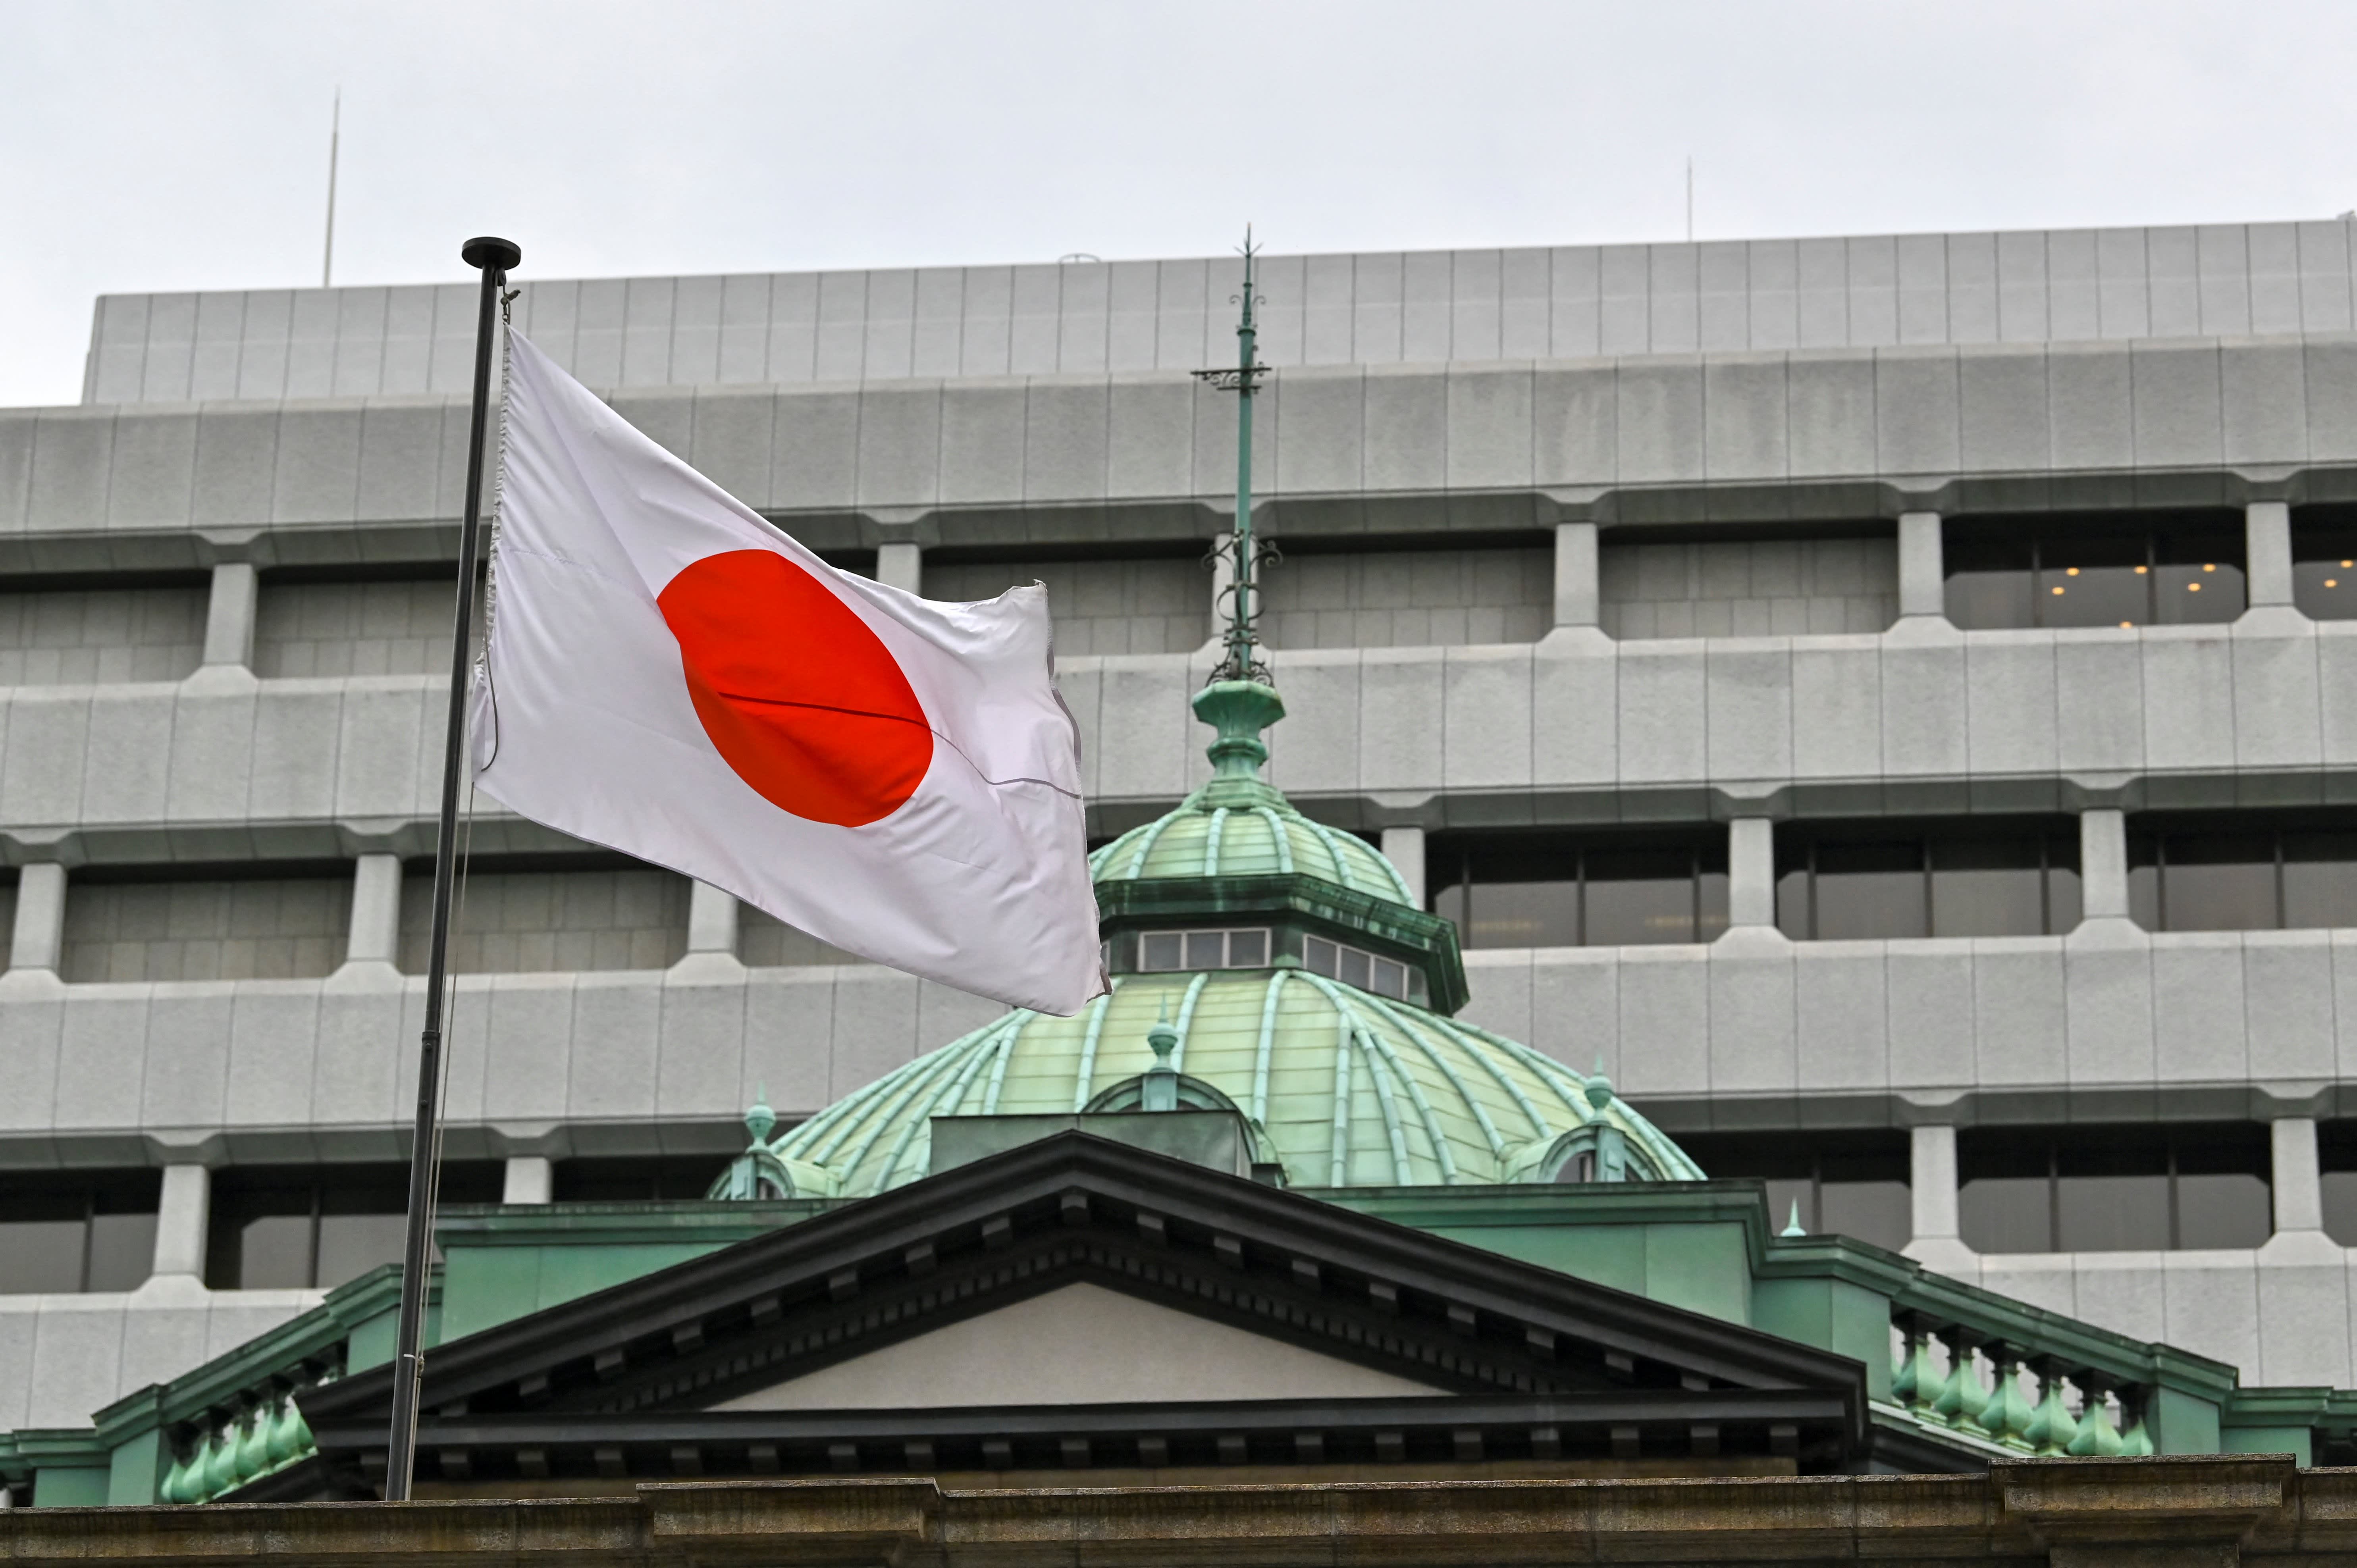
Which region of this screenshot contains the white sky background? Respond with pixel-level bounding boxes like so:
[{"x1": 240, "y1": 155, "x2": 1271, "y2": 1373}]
[{"x1": 2, "y1": 0, "x2": 2353, "y2": 408}]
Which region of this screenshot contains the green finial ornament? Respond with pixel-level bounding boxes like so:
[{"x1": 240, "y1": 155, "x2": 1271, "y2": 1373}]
[
  {"x1": 1143, "y1": 1000, "x2": 1181, "y2": 1113},
  {"x1": 1781, "y1": 1200, "x2": 1806, "y2": 1237},
  {"x1": 1194, "y1": 226, "x2": 1274, "y2": 690},
  {"x1": 743, "y1": 1082, "x2": 776, "y2": 1147}
]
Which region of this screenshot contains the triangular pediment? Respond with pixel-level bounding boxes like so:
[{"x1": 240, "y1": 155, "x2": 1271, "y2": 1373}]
[
  {"x1": 294, "y1": 1132, "x2": 1928, "y2": 1494},
  {"x1": 709, "y1": 1282, "x2": 1453, "y2": 1410}
]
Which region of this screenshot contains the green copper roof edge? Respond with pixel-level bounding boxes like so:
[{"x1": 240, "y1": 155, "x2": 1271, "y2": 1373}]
[
  {"x1": 1168, "y1": 971, "x2": 1212, "y2": 1072},
  {"x1": 1326, "y1": 1007, "x2": 1354, "y2": 1188},
  {"x1": 1069, "y1": 983, "x2": 1122, "y2": 1113},
  {"x1": 892, "y1": 1026, "x2": 1010, "y2": 1185},
  {"x1": 1415, "y1": 1001, "x2": 1553, "y2": 1144},
  {"x1": 1201, "y1": 807, "x2": 1230, "y2": 876},
  {"x1": 980, "y1": 1012, "x2": 1030, "y2": 1115},
  {"x1": 831, "y1": 1036, "x2": 977, "y2": 1178},
  {"x1": 1249, "y1": 970, "x2": 1289, "y2": 1122},
  {"x1": 1258, "y1": 806, "x2": 1296, "y2": 875},
  {"x1": 1301, "y1": 973, "x2": 1460, "y2": 1184},
  {"x1": 1360, "y1": 991, "x2": 1510, "y2": 1161},
  {"x1": 1357, "y1": 1031, "x2": 1416, "y2": 1185}
]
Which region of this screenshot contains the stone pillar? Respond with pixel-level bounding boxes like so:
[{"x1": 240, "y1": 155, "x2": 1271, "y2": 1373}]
[
  {"x1": 1379, "y1": 828, "x2": 1426, "y2": 910},
  {"x1": 2272, "y1": 1117, "x2": 2324, "y2": 1233},
  {"x1": 344, "y1": 853, "x2": 403, "y2": 967},
  {"x1": 150, "y1": 1163, "x2": 210, "y2": 1282},
  {"x1": 875, "y1": 541, "x2": 923, "y2": 596},
  {"x1": 2079, "y1": 808, "x2": 2130, "y2": 921},
  {"x1": 687, "y1": 880, "x2": 740, "y2": 955},
  {"x1": 1726, "y1": 818, "x2": 1776, "y2": 929},
  {"x1": 11, "y1": 862, "x2": 66, "y2": 973},
  {"x1": 501, "y1": 1156, "x2": 553, "y2": 1206},
  {"x1": 201, "y1": 562, "x2": 258, "y2": 668},
  {"x1": 1909, "y1": 1124, "x2": 1964, "y2": 1256},
  {"x1": 1553, "y1": 522, "x2": 1600, "y2": 629},
  {"x1": 1896, "y1": 511, "x2": 1945, "y2": 620},
  {"x1": 2246, "y1": 500, "x2": 2295, "y2": 608}
]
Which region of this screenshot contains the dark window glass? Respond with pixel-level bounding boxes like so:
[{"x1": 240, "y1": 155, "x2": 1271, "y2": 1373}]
[
  {"x1": 2129, "y1": 814, "x2": 2357, "y2": 932},
  {"x1": 1429, "y1": 831, "x2": 1726, "y2": 948},
  {"x1": 206, "y1": 1163, "x2": 499, "y2": 1289},
  {"x1": 2318, "y1": 1122, "x2": 2357, "y2": 1246},
  {"x1": 2291, "y1": 517, "x2": 2357, "y2": 621},
  {"x1": 1943, "y1": 514, "x2": 2245, "y2": 630},
  {"x1": 1778, "y1": 821, "x2": 2079, "y2": 939},
  {"x1": 1959, "y1": 1125, "x2": 2270, "y2": 1252},
  {"x1": 551, "y1": 1156, "x2": 732, "y2": 1203},
  {"x1": 0, "y1": 1170, "x2": 160, "y2": 1294},
  {"x1": 1678, "y1": 1130, "x2": 1910, "y2": 1252}
]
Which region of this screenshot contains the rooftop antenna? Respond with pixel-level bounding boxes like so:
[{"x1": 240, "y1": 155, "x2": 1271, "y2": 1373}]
[
  {"x1": 322, "y1": 89, "x2": 341, "y2": 289},
  {"x1": 1191, "y1": 227, "x2": 1275, "y2": 686}
]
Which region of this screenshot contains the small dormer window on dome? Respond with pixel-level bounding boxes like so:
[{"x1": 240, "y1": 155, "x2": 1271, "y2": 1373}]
[{"x1": 1132, "y1": 928, "x2": 1271, "y2": 973}]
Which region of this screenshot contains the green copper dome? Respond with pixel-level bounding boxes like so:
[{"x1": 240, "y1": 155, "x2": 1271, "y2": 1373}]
[
  {"x1": 742, "y1": 972, "x2": 1700, "y2": 1198},
  {"x1": 714, "y1": 677, "x2": 1704, "y2": 1202}
]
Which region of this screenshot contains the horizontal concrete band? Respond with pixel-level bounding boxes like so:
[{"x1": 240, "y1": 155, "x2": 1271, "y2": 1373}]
[
  {"x1": 0, "y1": 624, "x2": 2349, "y2": 858},
  {"x1": 0, "y1": 963, "x2": 1002, "y2": 1169},
  {"x1": 0, "y1": 1461, "x2": 2334, "y2": 1560},
  {"x1": 0, "y1": 930, "x2": 2352, "y2": 1163},
  {"x1": 16, "y1": 338, "x2": 2357, "y2": 557},
  {"x1": 86, "y1": 219, "x2": 2357, "y2": 405}
]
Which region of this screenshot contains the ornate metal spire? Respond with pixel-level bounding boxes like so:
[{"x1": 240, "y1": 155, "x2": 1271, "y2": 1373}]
[{"x1": 1194, "y1": 228, "x2": 1275, "y2": 686}]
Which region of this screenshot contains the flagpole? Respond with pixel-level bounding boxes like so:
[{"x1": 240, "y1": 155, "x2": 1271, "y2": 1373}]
[{"x1": 384, "y1": 234, "x2": 519, "y2": 1502}]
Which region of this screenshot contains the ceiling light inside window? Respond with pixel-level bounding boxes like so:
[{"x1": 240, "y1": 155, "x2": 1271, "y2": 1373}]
[
  {"x1": 2203, "y1": 562, "x2": 2216, "y2": 572},
  {"x1": 2135, "y1": 565, "x2": 2149, "y2": 574},
  {"x1": 2188, "y1": 582, "x2": 2201, "y2": 591},
  {"x1": 2052, "y1": 586, "x2": 2065, "y2": 595},
  {"x1": 2066, "y1": 566, "x2": 2080, "y2": 576}
]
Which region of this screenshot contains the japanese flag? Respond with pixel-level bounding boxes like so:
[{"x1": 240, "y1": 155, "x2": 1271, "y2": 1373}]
[{"x1": 470, "y1": 330, "x2": 1106, "y2": 1015}]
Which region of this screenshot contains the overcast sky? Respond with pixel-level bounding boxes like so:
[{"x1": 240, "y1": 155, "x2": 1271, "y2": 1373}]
[{"x1": 4, "y1": 0, "x2": 2354, "y2": 407}]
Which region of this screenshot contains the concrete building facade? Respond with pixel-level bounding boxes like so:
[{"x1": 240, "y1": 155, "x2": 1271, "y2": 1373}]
[{"x1": 12, "y1": 219, "x2": 2357, "y2": 1437}]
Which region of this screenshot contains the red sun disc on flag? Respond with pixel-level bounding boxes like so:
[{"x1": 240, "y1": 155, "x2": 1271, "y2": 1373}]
[{"x1": 657, "y1": 550, "x2": 935, "y2": 828}]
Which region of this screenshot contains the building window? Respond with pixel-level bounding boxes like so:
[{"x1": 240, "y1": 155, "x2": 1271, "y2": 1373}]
[
  {"x1": 1132, "y1": 927, "x2": 1272, "y2": 973},
  {"x1": 1676, "y1": 1131, "x2": 1910, "y2": 1251},
  {"x1": 1775, "y1": 821, "x2": 2081, "y2": 940},
  {"x1": 1429, "y1": 830, "x2": 1729, "y2": 948},
  {"x1": 0, "y1": 1170, "x2": 160, "y2": 1293},
  {"x1": 2317, "y1": 1123, "x2": 2357, "y2": 1245},
  {"x1": 1300, "y1": 934, "x2": 1415, "y2": 1000},
  {"x1": 1957, "y1": 1124, "x2": 2271, "y2": 1252},
  {"x1": 552, "y1": 1156, "x2": 737, "y2": 1202},
  {"x1": 1943, "y1": 512, "x2": 2245, "y2": 630},
  {"x1": 2128, "y1": 815, "x2": 2357, "y2": 932},
  {"x1": 2293, "y1": 514, "x2": 2357, "y2": 621},
  {"x1": 205, "y1": 1163, "x2": 500, "y2": 1291}
]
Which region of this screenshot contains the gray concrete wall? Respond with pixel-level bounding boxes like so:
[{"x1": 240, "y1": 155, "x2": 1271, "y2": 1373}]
[
  {"x1": 394, "y1": 867, "x2": 691, "y2": 975},
  {"x1": 921, "y1": 557, "x2": 1205, "y2": 655},
  {"x1": 84, "y1": 222, "x2": 2357, "y2": 404},
  {"x1": 1261, "y1": 546, "x2": 1551, "y2": 649},
  {"x1": 12, "y1": 339, "x2": 2357, "y2": 589},
  {"x1": 1599, "y1": 538, "x2": 1896, "y2": 639},
  {"x1": 59, "y1": 876, "x2": 347, "y2": 983}
]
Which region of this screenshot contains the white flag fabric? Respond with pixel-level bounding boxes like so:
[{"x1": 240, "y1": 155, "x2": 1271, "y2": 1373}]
[{"x1": 471, "y1": 330, "x2": 1106, "y2": 1015}]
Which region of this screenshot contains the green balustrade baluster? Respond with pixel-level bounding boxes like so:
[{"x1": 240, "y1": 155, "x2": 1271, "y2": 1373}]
[
  {"x1": 2067, "y1": 1376, "x2": 2125, "y2": 1457},
  {"x1": 1939, "y1": 1331, "x2": 1994, "y2": 1437},
  {"x1": 197, "y1": 1424, "x2": 238, "y2": 1501},
  {"x1": 264, "y1": 1391, "x2": 307, "y2": 1470},
  {"x1": 1979, "y1": 1344, "x2": 2036, "y2": 1452},
  {"x1": 1907, "y1": 1327, "x2": 1947, "y2": 1419},
  {"x1": 1891, "y1": 1318, "x2": 1920, "y2": 1407},
  {"x1": 232, "y1": 1406, "x2": 270, "y2": 1483},
  {"x1": 2026, "y1": 1363, "x2": 2080, "y2": 1457},
  {"x1": 2115, "y1": 1386, "x2": 2156, "y2": 1458},
  {"x1": 159, "y1": 1447, "x2": 196, "y2": 1505}
]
